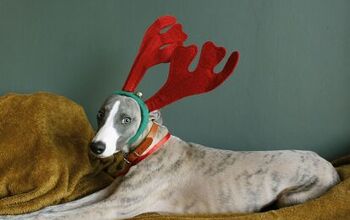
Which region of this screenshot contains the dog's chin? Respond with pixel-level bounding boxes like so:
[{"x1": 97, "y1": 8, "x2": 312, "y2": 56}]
[
  {"x1": 90, "y1": 150, "x2": 120, "y2": 159},
  {"x1": 90, "y1": 152, "x2": 112, "y2": 159},
  {"x1": 90, "y1": 144, "x2": 128, "y2": 159}
]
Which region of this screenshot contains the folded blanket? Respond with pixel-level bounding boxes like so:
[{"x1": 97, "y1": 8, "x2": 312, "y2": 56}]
[{"x1": 0, "y1": 92, "x2": 115, "y2": 215}]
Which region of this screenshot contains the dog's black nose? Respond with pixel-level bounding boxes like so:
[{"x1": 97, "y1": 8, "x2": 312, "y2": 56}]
[{"x1": 90, "y1": 141, "x2": 106, "y2": 155}]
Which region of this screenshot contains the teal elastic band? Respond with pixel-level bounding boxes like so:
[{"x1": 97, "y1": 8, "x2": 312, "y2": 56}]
[{"x1": 114, "y1": 91, "x2": 149, "y2": 145}]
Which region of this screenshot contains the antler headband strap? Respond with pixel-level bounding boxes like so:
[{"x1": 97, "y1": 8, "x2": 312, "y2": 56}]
[{"x1": 113, "y1": 91, "x2": 149, "y2": 145}]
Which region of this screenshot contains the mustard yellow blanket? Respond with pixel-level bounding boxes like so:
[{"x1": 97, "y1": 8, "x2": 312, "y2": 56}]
[{"x1": 0, "y1": 92, "x2": 114, "y2": 215}]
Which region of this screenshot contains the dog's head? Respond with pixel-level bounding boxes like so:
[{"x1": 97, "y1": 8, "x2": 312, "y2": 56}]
[{"x1": 90, "y1": 94, "x2": 161, "y2": 158}]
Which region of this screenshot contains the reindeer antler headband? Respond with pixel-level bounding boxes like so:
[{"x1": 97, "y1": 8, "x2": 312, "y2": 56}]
[{"x1": 115, "y1": 15, "x2": 239, "y2": 144}]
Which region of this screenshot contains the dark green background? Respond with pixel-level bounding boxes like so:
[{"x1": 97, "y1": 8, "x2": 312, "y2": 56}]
[{"x1": 1, "y1": 0, "x2": 349, "y2": 160}]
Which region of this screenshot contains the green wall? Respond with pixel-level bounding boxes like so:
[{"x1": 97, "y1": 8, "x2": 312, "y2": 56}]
[{"x1": 0, "y1": 0, "x2": 349, "y2": 160}]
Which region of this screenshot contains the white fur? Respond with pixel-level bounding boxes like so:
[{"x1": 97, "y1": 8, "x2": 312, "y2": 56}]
[{"x1": 92, "y1": 101, "x2": 120, "y2": 158}]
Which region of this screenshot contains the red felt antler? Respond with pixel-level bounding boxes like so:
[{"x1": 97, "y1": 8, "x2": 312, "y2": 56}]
[
  {"x1": 122, "y1": 15, "x2": 187, "y2": 92},
  {"x1": 145, "y1": 41, "x2": 240, "y2": 111}
]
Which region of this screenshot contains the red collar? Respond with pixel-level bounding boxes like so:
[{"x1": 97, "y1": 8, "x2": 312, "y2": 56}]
[{"x1": 117, "y1": 123, "x2": 171, "y2": 176}]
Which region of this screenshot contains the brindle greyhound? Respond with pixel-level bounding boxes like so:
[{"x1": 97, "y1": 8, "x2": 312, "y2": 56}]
[{"x1": 3, "y1": 16, "x2": 339, "y2": 220}]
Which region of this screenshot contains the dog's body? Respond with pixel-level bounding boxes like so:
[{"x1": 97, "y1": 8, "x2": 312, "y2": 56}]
[
  {"x1": 102, "y1": 132, "x2": 339, "y2": 215},
  {"x1": 5, "y1": 96, "x2": 339, "y2": 220}
]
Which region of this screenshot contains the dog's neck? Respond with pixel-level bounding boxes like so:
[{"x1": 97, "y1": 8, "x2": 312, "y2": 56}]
[{"x1": 128, "y1": 121, "x2": 169, "y2": 157}]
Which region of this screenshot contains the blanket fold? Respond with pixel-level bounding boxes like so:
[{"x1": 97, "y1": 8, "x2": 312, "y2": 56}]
[{"x1": 0, "y1": 92, "x2": 114, "y2": 215}]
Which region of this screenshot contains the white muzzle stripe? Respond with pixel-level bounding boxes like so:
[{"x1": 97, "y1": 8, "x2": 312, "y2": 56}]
[{"x1": 92, "y1": 101, "x2": 120, "y2": 157}]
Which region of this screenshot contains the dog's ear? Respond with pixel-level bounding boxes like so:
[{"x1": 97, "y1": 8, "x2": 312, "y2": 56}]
[{"x1": 149, "y1": 110, "x2": 162, "y2": 124}]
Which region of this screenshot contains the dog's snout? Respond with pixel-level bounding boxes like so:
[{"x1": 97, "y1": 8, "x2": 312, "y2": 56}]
[{"x1": 90, "y1": 141, "x2": 106, "y2": 155}]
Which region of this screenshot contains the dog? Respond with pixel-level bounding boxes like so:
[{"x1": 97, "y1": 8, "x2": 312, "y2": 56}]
[
  {"x1": 87, "y1": 94, "x2": 340, "y2": 216},
  {"x1": 5, "y1": 93, "x2": 339, "y2": 220}
]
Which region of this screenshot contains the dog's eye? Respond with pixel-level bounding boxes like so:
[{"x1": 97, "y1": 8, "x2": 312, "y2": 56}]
[
  {"x1": 121, "y1": 116, "x2": 132, "y2": 124},
  {"x1": 97, "y1": 111, "x2": 104, "y2": 120}
]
